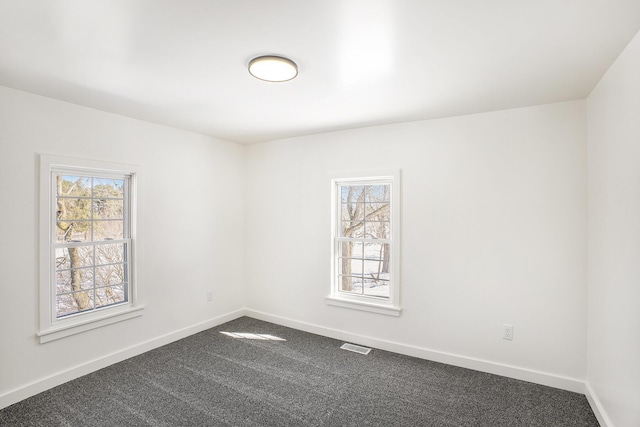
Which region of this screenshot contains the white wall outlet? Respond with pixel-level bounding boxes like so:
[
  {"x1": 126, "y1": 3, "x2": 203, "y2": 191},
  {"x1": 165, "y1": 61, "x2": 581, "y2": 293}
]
[
  {"x1": 206, "y1": 290, "x2": 213, "y2": 302},
  {"x1": 502, "y1": 324, "x2": 514, "y2": 340}
]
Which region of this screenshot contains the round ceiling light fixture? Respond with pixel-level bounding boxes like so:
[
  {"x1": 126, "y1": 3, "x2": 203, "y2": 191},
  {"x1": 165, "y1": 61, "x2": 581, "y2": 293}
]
[{"x1": 248, "y1": 55, "x2": 298, "y2": 82}]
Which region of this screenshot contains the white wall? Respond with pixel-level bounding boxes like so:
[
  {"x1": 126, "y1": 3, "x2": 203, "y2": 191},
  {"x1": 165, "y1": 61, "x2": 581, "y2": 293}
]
[
  {"x1": 587, "y1": 30, "x2": 640, "y2": 427},
  {"x1": 0, "y1": 86, "x2": 245, "y2": 407},
  {"x1": 245, "y1": 101, "x2": 588, "y2": 386}
]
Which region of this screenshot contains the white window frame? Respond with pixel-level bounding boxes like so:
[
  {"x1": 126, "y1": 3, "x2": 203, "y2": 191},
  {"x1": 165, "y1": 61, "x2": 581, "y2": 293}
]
[
  {"x1": 326, "y1": 169, "x2": 401, "y2": 316},
  {"x1": 38, "y1": 154, "x2": 143, "y2": 343}
]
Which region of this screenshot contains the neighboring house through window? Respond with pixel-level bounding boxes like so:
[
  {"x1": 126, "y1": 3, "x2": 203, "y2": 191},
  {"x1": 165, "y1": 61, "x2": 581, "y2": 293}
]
[
  {"x1": 39, "y1": 155, "x2": 143, "y2": 343},
  {"x1": 327, "y1": 170, "x2": 401, "y2": 316}
]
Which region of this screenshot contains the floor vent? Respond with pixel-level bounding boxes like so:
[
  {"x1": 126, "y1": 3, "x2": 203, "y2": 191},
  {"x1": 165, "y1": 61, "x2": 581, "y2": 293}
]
[{"x1": 340, "y1": 343, "x2": 371, "y2": 355}]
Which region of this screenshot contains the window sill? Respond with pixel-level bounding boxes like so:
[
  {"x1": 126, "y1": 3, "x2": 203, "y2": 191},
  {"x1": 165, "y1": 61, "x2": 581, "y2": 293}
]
[
  {"x1": 325, "y1": 296, "x2": 401, "y2": 316},
  {"x1": 38, "y1": 305, "x2": 144, "y2": 343}
]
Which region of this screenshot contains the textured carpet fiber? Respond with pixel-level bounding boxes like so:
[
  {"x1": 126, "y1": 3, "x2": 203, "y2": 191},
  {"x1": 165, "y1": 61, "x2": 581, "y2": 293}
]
[{"x1": 0, "y1": 317, "x2": 599, "y2": 426}]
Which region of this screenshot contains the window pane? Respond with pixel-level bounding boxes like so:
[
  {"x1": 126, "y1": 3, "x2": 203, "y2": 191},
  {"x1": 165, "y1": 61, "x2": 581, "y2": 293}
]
[
  {"x1": 56, "y1": 198, "x2": 91, "y2": 221},
  {"x1": 56, "y1": 221, "x2": 92, "y2": 243},
  {"x1": 363, "y1": 278, "x2": 389, "y2": 298},
  {"x1": 95, "y1": 243, "x2": 125, "y2": 265},
  {"x1": 341, "y1": 202, "x2": 364, "y2": 221},
  {"x1": 93, "y1": 220, "x2": 124, "y2": 241},
  {"x1": 95, "y1": 285, "x2": 126, "y2": 308},
  {"x1": 56, "y1": 291, "x2": 94, "y2": 317},
  {"x1": 364, "y1": 221, "x2": 389, "y2": 239},
  {"x1": 341, "y1": 218, "x2": 364, "y2": 238},
  {"x1": 93, "y1": 199, "x2": 123, "y2": 220},
  {"x1": 58, "y1": 176, "x2": 91, "y2": 197},
  {"x1": 340, "y1": 185, "x2": 364, "y2": 203},
  {"x1": 56, "y1": 293, "x2": 79, "y2": 317},
  {"x1": 365, "y1": 184, "x2": 390, "y2": 202},
  {"x1": 339, "y1": 241, "x2": 363, "y2": 279},
  {"x1": 364, "y1": 242, "x2": 389, "y2": 259},
  {"x1": 55, "y1": 269, "x2": 71, "y2": 291},
  {"x1": 56, "y1": 267, "x2": 94, "y2": 294},
  {"x1": 93, "y1": 178, "x2": 124, "y2": 198},
  {"x1": 363, "y1": 260, "x2": 389, "y2": 280},
  {"x1": 361, "y1": 242, "x2": 389, "y2": 279},
  {"x1": 95, "y1": 264, "x2": 125, "y2": 287},
  {"x1": 339, "y1": 241, "x2": 362, "y2": 258},
  {"x1": 55, "y1": 246, "x2": 94, "y2": 269},
  {"x1": 365, "y1": 202, "x2": 390, "y2": 220},
  {"x1": 339, "y1": 258, "x2": 363, "y2": 276},
  {"x1": 340, "y1": 276, "x2": 363, "y2": 294}
]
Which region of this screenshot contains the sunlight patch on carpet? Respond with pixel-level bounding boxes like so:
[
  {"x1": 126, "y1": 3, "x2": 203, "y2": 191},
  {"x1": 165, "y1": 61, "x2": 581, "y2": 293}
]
[{"x1": 220, "y1": 332, "x2": 286, "y2": 341}]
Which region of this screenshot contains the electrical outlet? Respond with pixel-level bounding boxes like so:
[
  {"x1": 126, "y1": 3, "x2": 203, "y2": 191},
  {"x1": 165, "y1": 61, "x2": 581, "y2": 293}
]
[
  {"x1": 206, "y1": 290, "x2": 213, "y2": 302},
  {"x1": 502, "y1": 324, "x2": 514, "y2": 340}
]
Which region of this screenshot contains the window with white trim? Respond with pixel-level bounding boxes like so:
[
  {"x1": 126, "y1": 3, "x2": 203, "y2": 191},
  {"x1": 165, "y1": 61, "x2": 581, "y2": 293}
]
[
  {"x1": 327, "y1": 170, "x2": 401, "y2": 316},
  {"x1": 39, "y1": 155, "x2": 142, "y2": 343}
]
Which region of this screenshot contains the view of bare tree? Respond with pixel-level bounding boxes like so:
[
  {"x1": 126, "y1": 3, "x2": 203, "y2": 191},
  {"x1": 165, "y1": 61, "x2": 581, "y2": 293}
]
[
  {"x1": 54, "y1": 175, "x2": 127, "y2": 317},
  {"x1": 339, "y1": 184, "x2": 390, "y2": 297}
]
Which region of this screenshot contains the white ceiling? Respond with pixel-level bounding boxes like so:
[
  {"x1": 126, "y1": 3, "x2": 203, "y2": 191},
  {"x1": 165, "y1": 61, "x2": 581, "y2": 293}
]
[{"x1": 1, "y1": 1, "x2": 639, "y2": 144}]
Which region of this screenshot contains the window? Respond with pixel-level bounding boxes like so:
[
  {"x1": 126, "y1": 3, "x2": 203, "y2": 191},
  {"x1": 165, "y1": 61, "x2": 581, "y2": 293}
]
[
  {"x1": 327, "y1": 170, "x2": 401, "y2": 316},
  {"x1": 39, "y1": 155, "x2": 143, "y2": 343}
]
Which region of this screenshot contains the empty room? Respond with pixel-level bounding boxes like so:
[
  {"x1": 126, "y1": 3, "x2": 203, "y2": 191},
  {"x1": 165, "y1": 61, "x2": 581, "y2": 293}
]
[{"x1": 0, "y1": 1, "x2": 639, "y2": 426}]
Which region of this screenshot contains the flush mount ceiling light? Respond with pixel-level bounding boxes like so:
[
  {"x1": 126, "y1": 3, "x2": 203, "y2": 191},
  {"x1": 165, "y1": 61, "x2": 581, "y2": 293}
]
[{"x1": 248, "y1": 55, "x2": 298, "y2": 82}]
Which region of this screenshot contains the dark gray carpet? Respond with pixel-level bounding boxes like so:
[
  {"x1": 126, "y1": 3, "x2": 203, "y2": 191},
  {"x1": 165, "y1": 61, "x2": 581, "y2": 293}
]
[{"x1": 0, "y1": 316, "x2": 599, "y2": 426}]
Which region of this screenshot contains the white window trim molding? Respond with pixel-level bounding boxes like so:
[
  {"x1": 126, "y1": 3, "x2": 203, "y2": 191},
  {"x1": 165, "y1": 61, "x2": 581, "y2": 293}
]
[
  {"x1": 325, "y1": 295, "x2": 401, "y2": 316},
  {"x1": 327, "y1": 169, "x2": 401, "y2": 316},
  {"x1": 38, "y1": 154, "x2": 143, "y2": 343}
]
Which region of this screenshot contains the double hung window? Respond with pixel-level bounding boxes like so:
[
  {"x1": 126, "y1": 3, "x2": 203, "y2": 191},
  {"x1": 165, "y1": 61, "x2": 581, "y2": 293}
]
[
  {"x1": 39, "y1": 155, "x2": 142, "y2": 342},
  {"x1": 327, "y1": 170, "x2": 401, "y2": 315}
]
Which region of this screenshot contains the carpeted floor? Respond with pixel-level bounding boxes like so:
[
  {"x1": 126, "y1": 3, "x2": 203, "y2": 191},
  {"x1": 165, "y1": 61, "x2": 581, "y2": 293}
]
[{"x1": 0, "y1": 316, "x2": 599, "y2": 426}]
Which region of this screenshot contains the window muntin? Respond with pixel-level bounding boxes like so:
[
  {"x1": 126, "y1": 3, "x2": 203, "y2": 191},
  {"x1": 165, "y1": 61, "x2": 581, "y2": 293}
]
[
  {"x1": 53, "y1": 174, "x2": 131, "y2": 318},
  {"x1": 329, "y1": 171, "x2": 400, "y2": 315}
]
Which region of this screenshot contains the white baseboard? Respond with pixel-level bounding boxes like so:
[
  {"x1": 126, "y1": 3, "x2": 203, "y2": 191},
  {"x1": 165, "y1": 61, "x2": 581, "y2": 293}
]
[
  {"x1": 585, "y1": 382, "x2": 611, "y2": 427},
  {"x1": 245, "y1": 309, "x2": 587, "y2": 394},
  {"x1": 0, "y1": 309, "x2": 245, "y2": 411}
]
